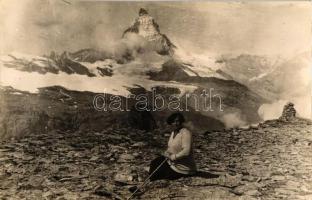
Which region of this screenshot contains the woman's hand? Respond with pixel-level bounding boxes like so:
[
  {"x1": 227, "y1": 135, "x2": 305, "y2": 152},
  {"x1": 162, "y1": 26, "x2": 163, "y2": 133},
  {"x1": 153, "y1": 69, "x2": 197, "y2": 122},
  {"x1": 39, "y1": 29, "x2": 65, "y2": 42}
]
[
  {"x1": 169, "y1": 154, "x2": 177, "y2": 161},
  {"x1": 163, "y1": 150, "x2": 171, "y2": 158},
  {"x1": 164, "y1": 150, "x2": 177, "y2": 161}
]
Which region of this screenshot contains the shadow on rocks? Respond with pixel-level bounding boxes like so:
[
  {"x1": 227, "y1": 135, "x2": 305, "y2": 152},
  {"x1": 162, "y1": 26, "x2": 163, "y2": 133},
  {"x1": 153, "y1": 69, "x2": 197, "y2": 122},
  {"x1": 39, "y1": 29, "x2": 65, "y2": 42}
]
[{"x1": 192, "y1": 171, "x2": 220, "y2": 179}]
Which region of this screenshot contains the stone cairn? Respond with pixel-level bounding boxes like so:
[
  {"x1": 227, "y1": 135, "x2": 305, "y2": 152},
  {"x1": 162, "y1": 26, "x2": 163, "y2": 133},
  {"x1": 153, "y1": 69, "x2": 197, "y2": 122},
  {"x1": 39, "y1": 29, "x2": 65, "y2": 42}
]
[{"x1": 279, "y1": 102, "x2": 296, "y2": 121}]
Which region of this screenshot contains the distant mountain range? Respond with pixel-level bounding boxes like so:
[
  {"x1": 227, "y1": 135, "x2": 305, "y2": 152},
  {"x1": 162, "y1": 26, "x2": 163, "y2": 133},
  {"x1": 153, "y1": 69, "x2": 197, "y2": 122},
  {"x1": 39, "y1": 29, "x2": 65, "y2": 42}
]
[{"x1": 2, "y1": 8, "x2": 307, "y2": 138}]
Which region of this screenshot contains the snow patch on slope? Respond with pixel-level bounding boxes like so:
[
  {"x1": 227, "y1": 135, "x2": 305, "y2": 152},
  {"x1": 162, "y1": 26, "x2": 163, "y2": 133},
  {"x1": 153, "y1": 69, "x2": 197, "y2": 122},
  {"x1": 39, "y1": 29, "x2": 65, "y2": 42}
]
[
  {"x1": 0, "y1": 62, "x2": 197, "y2": 96},
  {"x1": 174, "y1": 47, "x2": 226, "y2": 79}
]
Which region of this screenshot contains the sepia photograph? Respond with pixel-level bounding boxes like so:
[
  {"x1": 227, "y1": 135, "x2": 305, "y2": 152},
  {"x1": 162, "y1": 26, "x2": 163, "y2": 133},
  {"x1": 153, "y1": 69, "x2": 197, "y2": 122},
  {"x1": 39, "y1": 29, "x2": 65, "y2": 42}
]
[{"x1": 0, "y1": 0, "x2": 311, "y2": 199}]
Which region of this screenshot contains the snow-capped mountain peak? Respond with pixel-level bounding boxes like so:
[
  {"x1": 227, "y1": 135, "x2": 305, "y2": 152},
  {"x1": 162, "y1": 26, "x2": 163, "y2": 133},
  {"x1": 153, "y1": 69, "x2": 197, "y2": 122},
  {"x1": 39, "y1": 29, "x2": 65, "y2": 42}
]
[{"x1": 123, "y1": 8, "x2": 176, "y2": 56}]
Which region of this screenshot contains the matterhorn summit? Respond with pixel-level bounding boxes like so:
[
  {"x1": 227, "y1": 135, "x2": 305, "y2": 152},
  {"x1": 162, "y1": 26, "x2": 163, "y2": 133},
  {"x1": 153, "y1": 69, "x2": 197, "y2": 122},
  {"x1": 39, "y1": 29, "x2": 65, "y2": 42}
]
[{"x1": 123, "y1": 8, "x2": 176, "y2": 55}]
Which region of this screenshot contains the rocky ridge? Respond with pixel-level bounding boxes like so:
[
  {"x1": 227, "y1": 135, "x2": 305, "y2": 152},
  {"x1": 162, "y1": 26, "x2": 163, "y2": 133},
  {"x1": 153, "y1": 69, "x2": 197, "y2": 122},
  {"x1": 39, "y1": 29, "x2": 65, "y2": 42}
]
[{"x1": 0, "y1": 115, "x2": 311, "y2": 199}]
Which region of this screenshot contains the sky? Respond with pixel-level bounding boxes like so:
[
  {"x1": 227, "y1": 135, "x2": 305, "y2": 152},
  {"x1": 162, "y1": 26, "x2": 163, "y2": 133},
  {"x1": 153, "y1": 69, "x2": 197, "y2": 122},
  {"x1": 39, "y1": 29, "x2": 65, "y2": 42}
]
[{"x1": 0, "y1": 0, "x2": 311, "y2": 57}]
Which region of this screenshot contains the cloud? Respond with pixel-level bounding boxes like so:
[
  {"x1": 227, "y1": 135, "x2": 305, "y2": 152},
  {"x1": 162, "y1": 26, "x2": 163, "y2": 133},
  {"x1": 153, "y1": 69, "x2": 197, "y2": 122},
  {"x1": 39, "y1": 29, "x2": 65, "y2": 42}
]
[
  {"x1": 258, "y1": 96, "x2": 311, "y2": 120},
  {"x1": 34, "y1": 19, "x2": 61, "y2": 28},
  {"x1": 257, "y1": 53, "x2": 311, "y2": 120},
  {"x1": 221, "y1": 112, "x2": 247, "y2": 128},
  {"x1": 0, "y1": 1, "x2": 310, "y2": 56},
  {"x1": 258, "y1": 100, "x2": 286, "y2": 120}
]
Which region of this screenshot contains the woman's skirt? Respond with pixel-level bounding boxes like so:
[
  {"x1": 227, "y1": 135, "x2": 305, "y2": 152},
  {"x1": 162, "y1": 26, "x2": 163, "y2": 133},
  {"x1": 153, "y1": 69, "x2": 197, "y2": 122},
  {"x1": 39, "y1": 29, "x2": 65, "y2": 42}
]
[{"x1": 149, "y1": 156, "x2": 186, "y2": 181}]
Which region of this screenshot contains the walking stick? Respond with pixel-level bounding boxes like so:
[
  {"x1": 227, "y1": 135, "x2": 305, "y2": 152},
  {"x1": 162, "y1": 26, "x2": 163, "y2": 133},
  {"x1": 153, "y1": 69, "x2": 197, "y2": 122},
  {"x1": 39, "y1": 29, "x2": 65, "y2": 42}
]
[{"x1": 127, "y1": 157, "x2": 169, "y2": 200}]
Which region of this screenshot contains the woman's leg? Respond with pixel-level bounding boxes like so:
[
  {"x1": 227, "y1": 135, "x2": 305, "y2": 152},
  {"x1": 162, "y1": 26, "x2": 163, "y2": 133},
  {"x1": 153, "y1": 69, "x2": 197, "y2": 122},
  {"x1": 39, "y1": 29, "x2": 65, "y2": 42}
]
[
  {"x1": 149, "y1": 156, "x2": 166, "y2": 174},
  {"x1": 149, "y1": 156, "x2": 174, "y2": 181},
  {"x1": 149, "y1": 156, "x2": 188, "y2": 181}
]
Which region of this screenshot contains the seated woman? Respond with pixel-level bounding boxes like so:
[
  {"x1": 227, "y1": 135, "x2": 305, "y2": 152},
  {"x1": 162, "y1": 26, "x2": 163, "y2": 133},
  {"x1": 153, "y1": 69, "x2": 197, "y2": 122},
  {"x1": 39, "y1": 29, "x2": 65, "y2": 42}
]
[{"x1": 149, "y1": 112, "x2": 197, "y2": 181}]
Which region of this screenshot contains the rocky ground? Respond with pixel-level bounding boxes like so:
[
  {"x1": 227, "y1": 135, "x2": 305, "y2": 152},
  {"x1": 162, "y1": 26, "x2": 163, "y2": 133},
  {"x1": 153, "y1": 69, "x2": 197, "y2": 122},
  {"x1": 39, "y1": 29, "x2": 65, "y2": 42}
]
[{"x1": 0, "y1": 118, "x2": 311, "y2": 200}]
